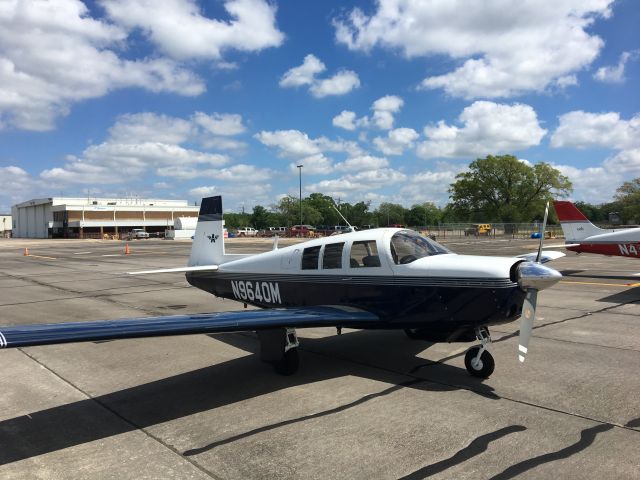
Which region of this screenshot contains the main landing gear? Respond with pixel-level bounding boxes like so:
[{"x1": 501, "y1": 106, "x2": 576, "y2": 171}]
[
  {"x1": 464, "y1": 327, "x2": 495, "y2": 378},
  {"x1": 257, "y1": 327, "x2": 300, "y2": 375}
]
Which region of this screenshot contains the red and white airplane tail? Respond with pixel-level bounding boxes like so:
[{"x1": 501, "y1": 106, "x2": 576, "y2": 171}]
[{"x1": 553, "y1": 201, "x2": 610, "y2": 241}]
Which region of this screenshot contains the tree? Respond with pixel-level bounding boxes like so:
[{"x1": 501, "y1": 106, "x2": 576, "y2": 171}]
[
  {"x1": 615, "y1": 177, "x2": 640, "y2": 223},
  {"x1": 375, "y1": 203, "x2": 406, "y2": 226},
  {"x1": 407, "y1": 202, "x2": 442, "y2": 227},
  {"x1": 448, "y1": 155, "x2": 572, "y2": 222},
  {"x1": 250, "y1": 205, "x2": 270, "y2": 230}
]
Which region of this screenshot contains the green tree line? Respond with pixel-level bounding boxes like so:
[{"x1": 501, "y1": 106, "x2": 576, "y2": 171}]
[{"x1": 220, "y1": 155, "x2": 639, "y2": 229}]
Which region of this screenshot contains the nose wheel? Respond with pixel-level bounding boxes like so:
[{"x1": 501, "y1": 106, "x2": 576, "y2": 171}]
[{"x1": 464, "y1": 327, "x2": 495, "y2": 378}]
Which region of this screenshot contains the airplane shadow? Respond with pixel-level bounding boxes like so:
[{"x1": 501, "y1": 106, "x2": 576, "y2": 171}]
[
  {"x1": 0, "y1": 329, "x2": 494, "y2": 466},
  {"x1": 597, "y1": 286, "x2": 640, "y2": 304}
]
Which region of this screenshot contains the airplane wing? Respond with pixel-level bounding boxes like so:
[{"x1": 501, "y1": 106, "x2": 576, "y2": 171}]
[
  {"x1": 0, "y1": 306, "x2": 379, "y2": 349},
  {"x1": 516, "y1": 250, "x2": 566, "y2": 263}
]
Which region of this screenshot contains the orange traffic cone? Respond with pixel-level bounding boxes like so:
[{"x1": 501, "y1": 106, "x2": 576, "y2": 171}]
[
  {"x1": 124, "y1": 243, "x2": 130, "y2": 255},
  {"x1": 23, "y1": 247, "x2": 29, "y2": 256}
]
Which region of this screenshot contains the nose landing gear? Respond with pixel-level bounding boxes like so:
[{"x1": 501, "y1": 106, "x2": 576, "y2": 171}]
[{"x1": 464, "y1": 327, "x2": 495, "y2": 378}]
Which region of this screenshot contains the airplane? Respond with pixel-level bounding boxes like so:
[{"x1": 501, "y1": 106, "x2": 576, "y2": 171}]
[
  {"x1": 553, "y1": 200, "x2": 640, "y2": 259},
  {"x1": 0, "y1": 196, "x2": 564, "y2": 378}
]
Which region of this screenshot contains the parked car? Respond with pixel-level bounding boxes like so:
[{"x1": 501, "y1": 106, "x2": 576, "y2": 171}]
[
  {"x1": 464, "y1": 223, "x2": 492, "y2": 236},
  {"x1": 236, "y1": 227, "x2": 258, "y2": 237},
  {"x1": 127, "y1": 228, "x2": 149, "y2": 239}
]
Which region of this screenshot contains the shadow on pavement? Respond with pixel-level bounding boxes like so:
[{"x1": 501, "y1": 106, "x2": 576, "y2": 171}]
[{"x1": 0, "y1": 329, "x2": 495, "y2": 466}]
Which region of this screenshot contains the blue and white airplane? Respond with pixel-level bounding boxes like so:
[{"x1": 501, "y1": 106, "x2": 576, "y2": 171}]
[{"x1": 0, "y1": 197, "x2": 563, "y2": 378}]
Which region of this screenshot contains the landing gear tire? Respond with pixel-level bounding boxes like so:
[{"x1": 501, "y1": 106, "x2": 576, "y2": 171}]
[
  {"x1": 274, "y1": 348, "x2": 299, "y2": 376},
  {"x1": 464, "y1": 346, "x2": 495, "y2": 378}
]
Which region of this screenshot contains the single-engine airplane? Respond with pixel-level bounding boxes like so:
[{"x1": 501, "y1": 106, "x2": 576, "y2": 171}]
[
  {"x1": 0, "y1": 197, "x2": 564, "y2": 378},
  {"x1": 553, "y1": 200, "x2": 640, "y2": 259}
]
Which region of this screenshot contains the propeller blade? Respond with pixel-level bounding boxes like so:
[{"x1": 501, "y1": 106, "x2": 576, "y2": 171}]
[
  {"x1": 518, "y1": 289, "x2": 538, "y2": 362},
  {"x1": 535, "y1": 201, "x2": 550, "y2": 263}
]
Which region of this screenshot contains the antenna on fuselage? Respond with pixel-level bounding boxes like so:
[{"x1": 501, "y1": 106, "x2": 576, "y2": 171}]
[{"x1": 332, "y1": 203, "x2": 356, "y2": 232}]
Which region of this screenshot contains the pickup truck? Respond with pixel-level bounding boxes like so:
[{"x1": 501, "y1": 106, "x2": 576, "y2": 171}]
[
  {"x1": 127, "y1": 228, "x2": 149, "y2": 239},
  {"x1": 236, "y1": 227, "x2": 257, "y2": 237}
]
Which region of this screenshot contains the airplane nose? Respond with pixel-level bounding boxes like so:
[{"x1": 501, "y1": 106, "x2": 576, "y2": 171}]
[{"x1": 516, "y1": 261, "x2": 562, "y2": 290}]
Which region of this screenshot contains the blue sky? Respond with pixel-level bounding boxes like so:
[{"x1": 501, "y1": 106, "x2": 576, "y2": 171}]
[{"x1": 1, "y1": 0, "x2": 639, "y2": 213}]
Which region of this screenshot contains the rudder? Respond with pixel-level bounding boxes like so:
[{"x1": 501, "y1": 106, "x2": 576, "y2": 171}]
[{"x1": 189, "y1": 196, "x2": 226, "y2": 266}]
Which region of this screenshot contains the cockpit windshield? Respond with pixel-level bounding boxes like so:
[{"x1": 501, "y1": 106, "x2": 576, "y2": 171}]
[{"x1": 390, "y1": 230, "x2": 450, "y2": 264}]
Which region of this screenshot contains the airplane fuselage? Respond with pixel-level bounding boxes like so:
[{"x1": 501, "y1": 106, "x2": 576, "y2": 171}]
[
  {"x1": 566, "y1": 229, "x2": 640, "y2": 259},
  {"x1": 187, "y1": 229, "x2": 528, "y2": 341}
]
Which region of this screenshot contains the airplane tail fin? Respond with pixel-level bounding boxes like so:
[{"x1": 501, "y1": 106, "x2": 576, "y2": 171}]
[
  {"x1": 552, "y1": 200, "x2": 605, "y2": 241},
  {"x1": 189, "y1": 196, "x2": 227, "y2": 267}
]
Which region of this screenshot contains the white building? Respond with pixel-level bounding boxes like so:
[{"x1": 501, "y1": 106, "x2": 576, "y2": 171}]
[
  {"x1": 11, "y1": 197, "x2": 199, "y2": 239},
  {"x1": 0, "y1": 214, "x2": 11, "y2": 237}
]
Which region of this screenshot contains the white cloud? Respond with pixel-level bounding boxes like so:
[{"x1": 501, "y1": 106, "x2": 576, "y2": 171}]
[
  {"x1": 280, "y1": 55, "x2": 360, "y2": 98},
  {"x1": 0, "y1": 0, "x2": 284, "y2": 131},
  {"x1": 553, "y1": 164, "x2": 621, "y2": 204},
  {"x1": 417, "y1": 101, "x2": 547, "y2": 159},
  {"x1": 162, "y1": 163, "x2": 271, "y2": 181},
  {"x1": 335, "y1": 0, "x2": 612, "y2": 98},
  {"x1": 306, "y1": 168, "x2": 406, "y2": 198},
  {"x1": 192, "y1": 112, "x2": 246, "y2": 136},
  {"x1": 333, "y1": 111, "x2": 358, "y2": 131},
  {"x1": 108, "y1": 112, "x2": 193, "y2": 144},
  {"x1": 279, "y1": 54, "x2": 326, "y2": 87},
  {"x1": 289, "y1": 154, "x2": 333, "y2": 175},
  {"x1": 332, "y1": 110, "x2": 369, "y2": 131},
  {"x1": 309, "y1": 70, "x2": 360, "y2": 98},
  {"x1": 0, "y1": 166, "x2": 42, "y2": 210},
  {"x1": 255, "y1": 129, "x2": 363, "y2": 160},
  {"x1": 371, "y1": 95, "x2": 403, "y2": 130},
  {"x1": 255, "y1": 130, "x2": 321, "y2": 157},
  {"x1": 334, "y1": 155, "x2": 389, "y2": 172},
  {"x1": 593, "y1": 51, "x2": 639, "y2": 83},
  {"x1": 550, "y1": 111, "x2": 640, "y2": 150},
  {"x1": 189, "y1": 183, "x2": 272, "y2": 206},
  {"x1": 603, "y1": 148, "x2": 640, "y2": 174},
  {"x1": 35, "y1": 110, "x2": 256, "y2": 185},
  {"x1": 373, "y1": 128, "x2": 419, "y2": 155},
  {"x1": 395, "y1": 166, "x2": 465, "y2": 206},
  {"x1": 0, "y1": 0, "x2": 206, "y2": 131},
  {"x1": 550, "y1": 111, "x2": 640, "y2": 202},
  {"x1": 102, "y1": 0, "x2": 284, "y2": 60}
]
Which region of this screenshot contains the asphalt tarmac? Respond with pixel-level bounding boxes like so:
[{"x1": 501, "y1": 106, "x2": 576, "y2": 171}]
[{"x1": 0, "y1": 236, "x2": 638, "y2": 479}]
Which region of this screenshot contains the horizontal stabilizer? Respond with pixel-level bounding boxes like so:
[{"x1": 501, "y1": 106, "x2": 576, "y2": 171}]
[
  {"x1": 128, "y1": 265, "x2": 219, "y2": 275},
  {"x1": 0, "y1": 307, "x2": 379, "y2": 349},
  {"x1": 517, "y1": 251, "x2": 566, "y2": 263}
]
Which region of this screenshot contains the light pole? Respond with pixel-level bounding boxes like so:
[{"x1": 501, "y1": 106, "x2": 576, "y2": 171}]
[{"x1": 297, "y1": 164, "x2": 303, "y2": 235}]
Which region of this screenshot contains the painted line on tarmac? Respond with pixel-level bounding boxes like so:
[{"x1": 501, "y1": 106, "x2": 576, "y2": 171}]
[
  {"x1": 560, "y1": 280, "x2": 633, "y2": 287},
  {"x1": 73, "y1": 251, "x2": 93, "y2": 255},
  {"x1": 102, "y1": 254, "x2": 122, "y2": 257},
  {"x1": 26, "y1": 254, "x2": 57, "y2": 260}
]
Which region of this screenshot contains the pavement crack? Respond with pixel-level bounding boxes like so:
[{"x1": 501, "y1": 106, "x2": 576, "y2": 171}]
[{"x1": 15, "y1": 348, "x2": 225, "y2": 480}]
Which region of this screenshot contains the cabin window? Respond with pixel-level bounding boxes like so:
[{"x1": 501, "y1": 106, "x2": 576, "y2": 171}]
[
  {"x1": 390, "y1": 230, "x2": 450, "y2": 264},
  {"x1": 350, "y1": 241, "x2": 380, "y2": 268},
  {"x1": 301, "y1": 246, "x2": 321, "y2": 270},
  {"x1": 323, "y1": 242, "x2": 344, "y2": 269}
]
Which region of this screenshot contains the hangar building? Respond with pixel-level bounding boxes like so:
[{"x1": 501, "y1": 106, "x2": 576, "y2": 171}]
[{"x1": 11, "y1": 197, "x2": 199, "y2": 239}]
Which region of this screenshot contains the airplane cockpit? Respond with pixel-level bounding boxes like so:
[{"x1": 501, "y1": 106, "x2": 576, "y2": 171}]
[{"x1": 389, "y1": 230, "x2": 450, "y2": 264}]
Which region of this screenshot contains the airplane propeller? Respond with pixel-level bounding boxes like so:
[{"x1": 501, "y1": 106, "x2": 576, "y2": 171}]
[{"x1": 516, "y1": 201, "x2": 560, "y2": 363}]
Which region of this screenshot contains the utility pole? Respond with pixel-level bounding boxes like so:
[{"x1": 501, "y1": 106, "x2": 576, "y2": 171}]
[{"x1": 297, "y1": 164, "x2": 303, "y2": 233}]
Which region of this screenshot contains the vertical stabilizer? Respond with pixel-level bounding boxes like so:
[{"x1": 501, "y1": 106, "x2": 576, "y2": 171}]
[
  {"x1": 189, "y1": 196, "x2": 226, "y2": 266},
  {"x1": 552, "y1": 201, "x2": 606, "y2": 241}
]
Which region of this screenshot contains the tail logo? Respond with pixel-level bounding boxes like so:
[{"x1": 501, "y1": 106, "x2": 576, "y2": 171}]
[{"x1": 207, "y1": 233, "x2": 219, "y2": 243}]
